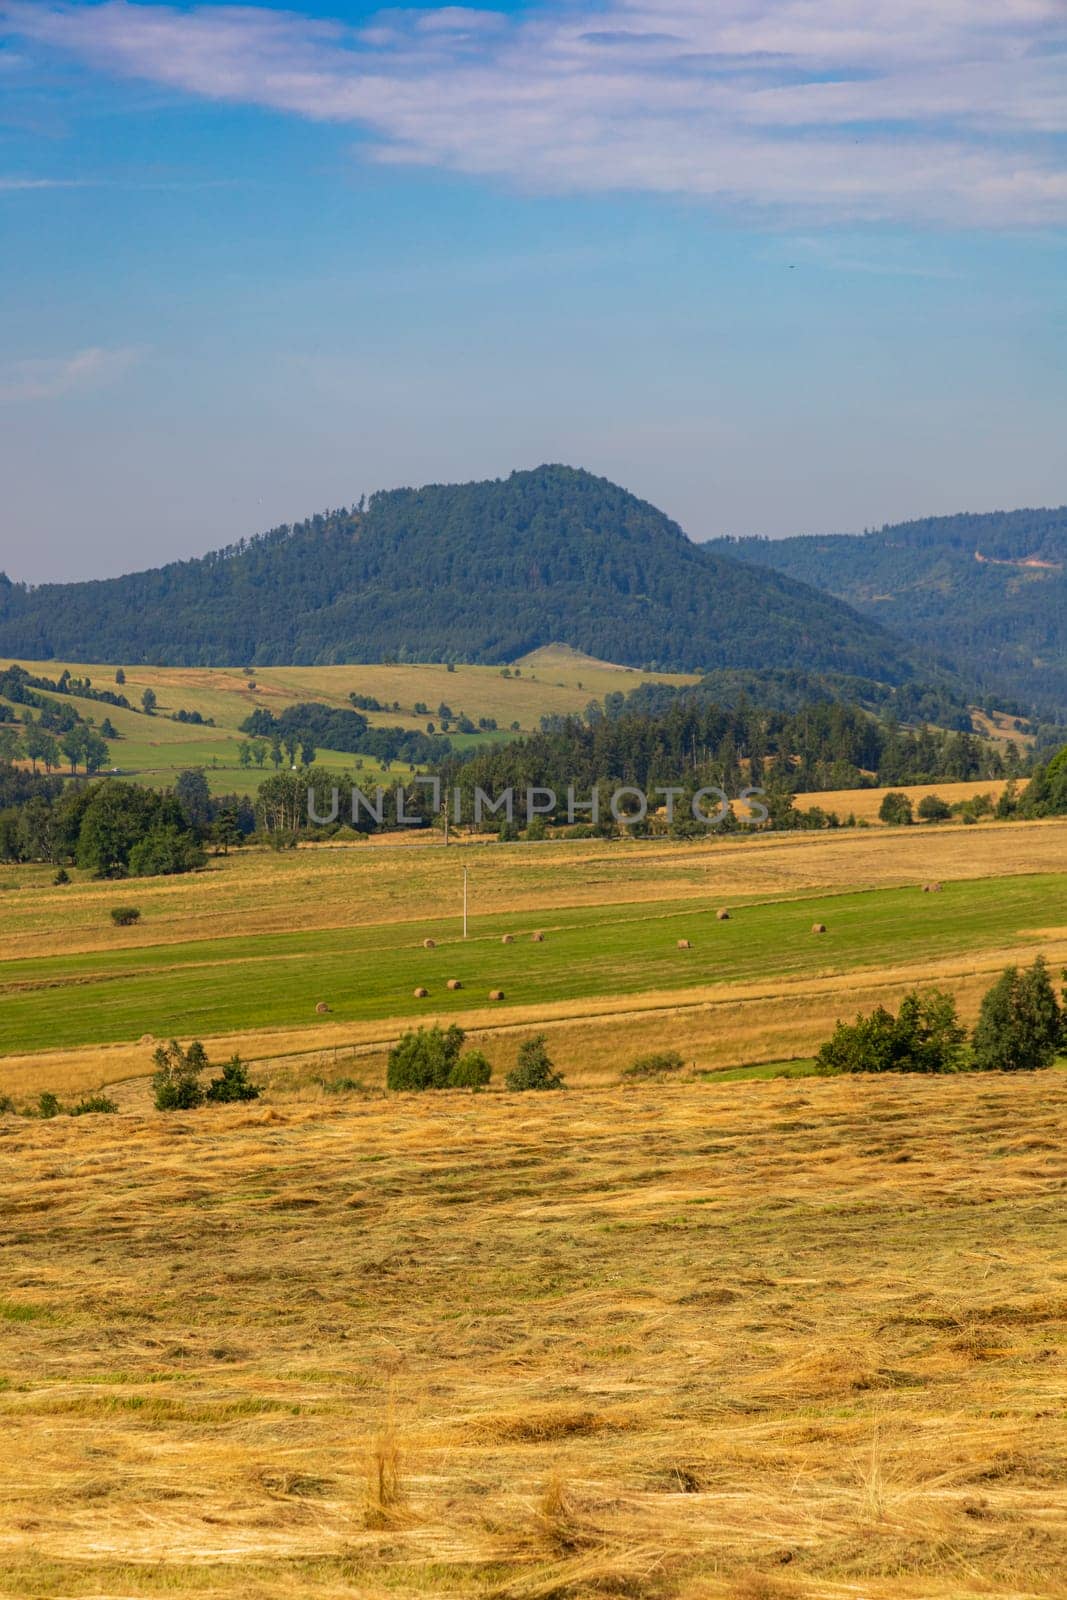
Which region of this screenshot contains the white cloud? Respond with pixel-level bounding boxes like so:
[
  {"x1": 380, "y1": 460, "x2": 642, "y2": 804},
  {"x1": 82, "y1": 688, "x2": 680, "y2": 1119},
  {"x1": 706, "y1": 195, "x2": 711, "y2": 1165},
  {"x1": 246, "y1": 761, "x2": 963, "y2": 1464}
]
[
  {"x1": 0, "y1": 345, "x2": 144, "y2": 401},
  {"x1": 1, "y1": 0, "x2": 1065, "y2": 224},
  {"x1": 0, "y1": 176, "x2": 87, "y2": 191}
]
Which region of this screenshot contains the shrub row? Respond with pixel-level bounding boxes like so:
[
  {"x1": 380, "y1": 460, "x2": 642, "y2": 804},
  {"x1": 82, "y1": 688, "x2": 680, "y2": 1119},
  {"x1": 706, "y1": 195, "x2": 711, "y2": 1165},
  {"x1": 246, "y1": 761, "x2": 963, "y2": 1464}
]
[{"x1": 386, "y1": 1026, "x2": 563, "y2": 1092}]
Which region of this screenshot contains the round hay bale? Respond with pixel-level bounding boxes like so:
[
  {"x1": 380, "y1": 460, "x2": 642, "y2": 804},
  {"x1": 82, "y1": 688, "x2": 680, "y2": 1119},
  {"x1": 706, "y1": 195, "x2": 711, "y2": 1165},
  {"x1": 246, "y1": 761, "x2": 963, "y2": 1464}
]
[
  {"x1": 922, "y1": 882, "x2": 943, "y2": 894},
  {"x1": 315, "y1": 1001, "x2": 331, "y2": 1015},
  {"x1": 531, "y1": 931, "x2": 545, "y2": 942},
  {"x1": 139, "y1": 1033, "x2": 155, "y2": 1045},
  {"x1": 423, "y1": 938, "x2": 436, "y2": 950},
  {"x1": 501, "y1": 934, "x2": 514, "y2": 945},
  {"x1": 716, "y1": 909, "x2": 731, "y2": 922},
  {"x1": 489, "y1": 989, "x2": 505, "y2": 1001},
  {"x1": 811, "y1": 922, "x2": 827, "y2": 935},
  {"x1": 413, "y1": 986, "x2": 430, "y2": 999},
  {"x1": 677, "y1": 938, "x2": 692, "y2": 950},
  {"x1": 446, "y1": 979, "x2": 463, "y2": 991}
]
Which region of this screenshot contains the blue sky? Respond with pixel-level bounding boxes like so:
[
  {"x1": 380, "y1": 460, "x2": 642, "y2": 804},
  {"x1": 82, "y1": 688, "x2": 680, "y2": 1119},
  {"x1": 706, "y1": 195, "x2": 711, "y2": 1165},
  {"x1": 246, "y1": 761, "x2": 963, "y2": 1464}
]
[{"x1": 1, "y1": 0, "x2": 1064, "y2": 582}]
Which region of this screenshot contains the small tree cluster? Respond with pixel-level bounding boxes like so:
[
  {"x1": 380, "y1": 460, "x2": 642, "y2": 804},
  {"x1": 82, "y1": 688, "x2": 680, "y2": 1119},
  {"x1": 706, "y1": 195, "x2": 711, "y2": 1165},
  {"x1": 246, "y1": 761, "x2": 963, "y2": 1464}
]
[
  {"x1": 386, "y1": 1025, "x2": 491, "y2": 1091},
  {"x1": 21, "y1": 1089, "x2": 116, "y2": 1118},
  {"x1": 972, "y1": 957, "x2": 1064, "y2": 1072},
  {"x1": 152, "y1": 1040, "x2": 260, "y2": 1110},
  {"x1": 817, "y1": 989, "x2": 966, "y2": 1074},
  {"x1": 816, "y1": 958, "x2": 1064, "y2": 1075}
]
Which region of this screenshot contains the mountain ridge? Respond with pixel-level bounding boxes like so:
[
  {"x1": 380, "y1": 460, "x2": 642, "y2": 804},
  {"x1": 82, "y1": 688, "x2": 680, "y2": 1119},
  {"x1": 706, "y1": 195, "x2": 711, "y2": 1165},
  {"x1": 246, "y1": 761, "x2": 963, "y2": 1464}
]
[
  {"x1": 0, "y1": 465, "x2": 933, "y2": 688},
  {"x1": 707, "y1": 503, "x2": 1067, "y2": 716}
]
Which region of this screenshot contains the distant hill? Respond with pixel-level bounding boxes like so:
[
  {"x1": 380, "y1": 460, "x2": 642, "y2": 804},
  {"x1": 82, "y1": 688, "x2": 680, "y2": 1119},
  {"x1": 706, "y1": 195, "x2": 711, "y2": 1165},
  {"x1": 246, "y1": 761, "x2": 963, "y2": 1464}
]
[
  {"x1": 708, "y1": 506, "x2": 1067, "y2": 717},
  {"x1": 0, "y1": 466, "x2": 929, "y2": 685}
]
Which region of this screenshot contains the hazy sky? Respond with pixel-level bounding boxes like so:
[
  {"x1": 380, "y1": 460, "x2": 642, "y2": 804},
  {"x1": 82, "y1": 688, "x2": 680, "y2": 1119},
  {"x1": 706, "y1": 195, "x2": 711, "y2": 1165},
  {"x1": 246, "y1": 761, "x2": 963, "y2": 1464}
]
[{"x1": 1, "y1": 0, "x2": 1065, "y2": 583}]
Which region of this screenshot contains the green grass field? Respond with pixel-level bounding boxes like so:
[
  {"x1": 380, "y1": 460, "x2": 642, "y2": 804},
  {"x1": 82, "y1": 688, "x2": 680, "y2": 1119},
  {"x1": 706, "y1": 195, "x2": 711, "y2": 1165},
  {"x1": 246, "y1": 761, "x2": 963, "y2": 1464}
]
[{"x1": 1, "y1": 870, "x2": 1061, "y2": 1056}]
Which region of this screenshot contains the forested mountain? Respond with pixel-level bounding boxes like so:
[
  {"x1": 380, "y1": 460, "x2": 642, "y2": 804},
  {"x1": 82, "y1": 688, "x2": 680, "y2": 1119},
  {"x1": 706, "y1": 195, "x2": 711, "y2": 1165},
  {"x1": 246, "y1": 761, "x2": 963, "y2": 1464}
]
[
  {"x1": 708, "y1": 506, "x2": 1067, "y2": 717},
  {"x1": 0, "y1": 466, "x2": 928, "y2": 683}
]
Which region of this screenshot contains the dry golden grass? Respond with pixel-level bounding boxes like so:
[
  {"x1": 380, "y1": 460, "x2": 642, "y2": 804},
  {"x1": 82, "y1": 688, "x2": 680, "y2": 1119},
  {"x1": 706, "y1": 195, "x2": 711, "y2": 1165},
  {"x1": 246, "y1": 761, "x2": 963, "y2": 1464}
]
[
  {"x1": 798, "y1": 779, "x2": 1013, "y2": 824},
  {"x1": 796, "y1": 779, "x2": 1013, "y2": 824},
  {"x1": 0, "y1": 1072, "x2": 1063, "y2": 1598}
]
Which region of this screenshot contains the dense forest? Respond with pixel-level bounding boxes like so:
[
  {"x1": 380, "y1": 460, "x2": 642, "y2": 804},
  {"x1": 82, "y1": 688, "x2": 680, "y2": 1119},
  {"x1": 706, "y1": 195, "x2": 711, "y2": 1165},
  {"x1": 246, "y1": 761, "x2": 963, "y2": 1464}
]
[
  {"x1": 603, "y1": 667, "x2": 976, "y2": 731},
  {"x1": 0, "y1": 466, "x2": 935, "y2": 684},
  {"x1": 440, "y1": 697, "x2": 1022, "y2": 827},
  {"x1": 709, "y1": 506, "x2": 1067, "y2": 718}
]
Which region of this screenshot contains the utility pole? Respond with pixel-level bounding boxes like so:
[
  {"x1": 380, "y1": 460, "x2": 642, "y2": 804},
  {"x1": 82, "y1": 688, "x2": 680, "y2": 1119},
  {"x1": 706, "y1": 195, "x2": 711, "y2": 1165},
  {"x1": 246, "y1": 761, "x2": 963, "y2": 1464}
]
[{"x1": 463, "y1": 865, "x2": 468, "y2": 940}]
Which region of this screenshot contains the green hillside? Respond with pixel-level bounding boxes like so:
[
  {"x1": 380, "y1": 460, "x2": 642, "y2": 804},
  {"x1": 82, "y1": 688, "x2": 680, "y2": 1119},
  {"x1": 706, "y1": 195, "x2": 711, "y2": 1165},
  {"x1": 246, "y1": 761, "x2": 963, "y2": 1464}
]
[{"x1": 0, "y1": 466, "x2": 925, "y2": 683}]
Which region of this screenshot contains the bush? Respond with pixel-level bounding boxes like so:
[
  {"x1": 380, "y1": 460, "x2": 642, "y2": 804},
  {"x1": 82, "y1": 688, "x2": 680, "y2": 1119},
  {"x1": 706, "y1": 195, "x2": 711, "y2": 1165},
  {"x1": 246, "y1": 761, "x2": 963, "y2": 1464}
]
[
  {"x1": 917, "y1": 794, "x2": 952, "y2": 823},
  {"x1": 816, "y1": 989, "x2": 966, "y2": 1074},
  {"x1": 53, "y1": 867, "x2": 70, "y2": 885},
  {"x1": 70, "y1": 1094, "x2": 118, "y2": 1115},
  {"x1": 387, "y1": 1024, "x2": 465, "y2": 1091},
  {"x1": 38, "y1": 1091, "x2": 61, "y2": 1119},
  {"x1": 953, "y1": 792, "x2": 994, "y2": 821},
  {"x1": 449, "y1": 1049, "x2": 492, "y2": 1089},
  {"x1": 878, "y1": 791, "x2": 914, "y2": 826},
  {"x1": 506, "y1": 1034, "x2": 564, "y2": 1091},
  {"x1": 971, "y1": 956, "x2": 1062, "y2": 1072},
  {"x1": 110, "y1": 906, "x2": 141, "y2": 926},
  {"x1": 623, "y1": 1049, "x2": 685, "y2": 1079},
  {"x1": 205, "y1": 1055, "x2": 261, "y2": 1103},
  {"x1": 152, "y1": 1039, "x2": 207, "y2": 1110},
  {"x1": 0, "y1": 1094, "x2": 15, "y2": 1115},
  {"x1": 525, "y1": 816, "x2": 548, "y2": 841}
]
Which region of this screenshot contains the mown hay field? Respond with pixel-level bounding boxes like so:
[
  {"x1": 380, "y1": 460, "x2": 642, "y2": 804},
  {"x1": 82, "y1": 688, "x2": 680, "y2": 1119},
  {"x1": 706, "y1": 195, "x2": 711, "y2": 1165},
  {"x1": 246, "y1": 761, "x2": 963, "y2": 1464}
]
[{"x1": 0, "y1": 1072, "x2": 1064, "y2": 1600}]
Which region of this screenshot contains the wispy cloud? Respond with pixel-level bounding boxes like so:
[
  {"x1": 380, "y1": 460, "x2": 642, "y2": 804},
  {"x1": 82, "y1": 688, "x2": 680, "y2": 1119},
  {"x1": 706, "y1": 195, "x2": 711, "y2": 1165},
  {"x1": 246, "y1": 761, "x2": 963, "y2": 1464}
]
[
  {"x1": 0, "y1": 175, "x2": 88, "y2": 191},
  {"x1": 2, "y1": 0, "x2": 1065, "y2": 225},
  {"x1": 0, "y1": 344, "x2": 144, "y2": 400}
]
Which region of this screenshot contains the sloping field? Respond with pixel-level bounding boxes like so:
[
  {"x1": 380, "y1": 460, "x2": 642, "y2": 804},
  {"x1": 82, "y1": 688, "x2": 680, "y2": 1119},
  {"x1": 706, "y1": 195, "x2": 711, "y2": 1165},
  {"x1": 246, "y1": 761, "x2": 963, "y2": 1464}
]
[
  {"x1": 1, "y1": 821, "x2": 1065, "y2": 1103},
  {"x1": 0, "y1": 1073, "x2": 1063, "y2": 1599},
  {"x1": 0, "y1": 647, "x2": 694, "y2": 793}
]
